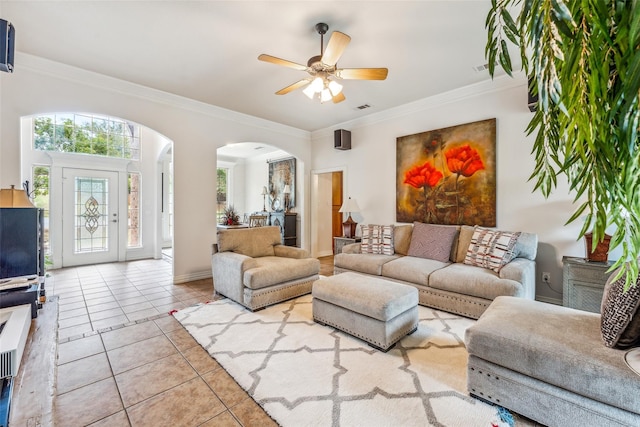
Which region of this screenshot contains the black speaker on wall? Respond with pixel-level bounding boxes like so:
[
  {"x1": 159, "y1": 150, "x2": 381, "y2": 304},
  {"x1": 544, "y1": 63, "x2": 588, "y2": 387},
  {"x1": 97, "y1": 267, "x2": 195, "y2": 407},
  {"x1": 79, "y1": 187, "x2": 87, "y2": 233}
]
[
  {"x1": 0, "y1": 19, "x2": 15, "y2": 73},
  {"x1": 334, "y1": 129, "x2": 351, "y2": 150},
  {"x1": 527, "y1": 76, "x2": 537, "y2": 112}
]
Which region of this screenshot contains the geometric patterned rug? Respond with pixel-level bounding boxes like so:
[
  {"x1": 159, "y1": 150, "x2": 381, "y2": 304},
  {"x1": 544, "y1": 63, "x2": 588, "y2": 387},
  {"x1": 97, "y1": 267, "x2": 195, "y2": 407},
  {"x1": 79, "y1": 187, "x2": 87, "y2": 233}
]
[{"x1": 174, "y1": 294, "x2": 510, "y2": 427}]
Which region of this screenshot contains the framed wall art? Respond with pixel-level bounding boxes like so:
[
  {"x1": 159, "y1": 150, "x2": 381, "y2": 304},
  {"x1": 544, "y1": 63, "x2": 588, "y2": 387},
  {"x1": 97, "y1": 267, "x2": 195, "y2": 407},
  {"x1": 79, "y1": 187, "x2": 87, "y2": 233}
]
[
  {"x1": 268, "y1": 157, "x2": 296, "y2": 212},
  {"x1": 396, "y1": 118, "x2": 496, "y2": 226}
]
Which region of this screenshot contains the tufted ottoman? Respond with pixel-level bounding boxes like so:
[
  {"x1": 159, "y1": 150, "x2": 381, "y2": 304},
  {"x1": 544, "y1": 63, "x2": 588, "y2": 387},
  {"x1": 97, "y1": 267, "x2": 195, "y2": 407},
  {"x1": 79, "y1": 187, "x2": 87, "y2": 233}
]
[{"x1": 312, "y1": 272, "x2": 419, "y2": 351}]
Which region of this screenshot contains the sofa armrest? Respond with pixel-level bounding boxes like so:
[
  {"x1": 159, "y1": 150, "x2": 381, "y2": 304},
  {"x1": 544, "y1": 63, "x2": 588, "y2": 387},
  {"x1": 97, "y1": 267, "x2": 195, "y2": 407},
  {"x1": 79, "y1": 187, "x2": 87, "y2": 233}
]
[
  {"x1": 212, "y1": 252, "x2": 257, "y2": 303},
  {"x1": 273, "y1": 245, "x2": 310, "y2": 259},
  {"x1": 342, "y1": 243, "x2": 362, "y2": 254},
  {"x1": 499, "y1": 258, "x2": 536, "y2": 300}
]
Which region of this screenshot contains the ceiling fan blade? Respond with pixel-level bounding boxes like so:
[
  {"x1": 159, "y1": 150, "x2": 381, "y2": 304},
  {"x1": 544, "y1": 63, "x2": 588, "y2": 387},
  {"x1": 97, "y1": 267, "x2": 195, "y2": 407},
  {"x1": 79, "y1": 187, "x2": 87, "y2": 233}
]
[
  {"x1": 332, "y1": 92, "x2": 346, "y2": 104},
  {"x1": 336, "y1": 68, "x2": 388, "y2": 80},
  {"x1": 275, "y1": 79, "x2": 310, "y2": 95},
  {"x1": 321, "y1": 31, "x2": 351, "y2": 66},
  {"x1": 258, "y1": 54, "x2": 307, "y2": 71}
]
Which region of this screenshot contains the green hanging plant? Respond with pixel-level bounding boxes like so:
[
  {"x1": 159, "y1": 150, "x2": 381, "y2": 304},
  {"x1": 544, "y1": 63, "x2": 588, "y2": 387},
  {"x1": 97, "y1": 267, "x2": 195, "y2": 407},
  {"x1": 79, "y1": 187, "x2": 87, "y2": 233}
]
[{"x1": 486, "y1": 0, "x2": 640, "y2": 289}]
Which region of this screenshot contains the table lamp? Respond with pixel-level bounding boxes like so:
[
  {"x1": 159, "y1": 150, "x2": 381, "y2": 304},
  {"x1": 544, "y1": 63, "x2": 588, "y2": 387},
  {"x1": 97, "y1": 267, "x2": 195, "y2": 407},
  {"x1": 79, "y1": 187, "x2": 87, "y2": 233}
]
[
  {"x1": 338, "y1": 197, "x2": 360, "y2": 238},
  {"x1": 261, "y1": 186, "x2": 268, "y2": 212},
  {"x1": 283, "y1": 184, "x2": 291, "y2": 212}
]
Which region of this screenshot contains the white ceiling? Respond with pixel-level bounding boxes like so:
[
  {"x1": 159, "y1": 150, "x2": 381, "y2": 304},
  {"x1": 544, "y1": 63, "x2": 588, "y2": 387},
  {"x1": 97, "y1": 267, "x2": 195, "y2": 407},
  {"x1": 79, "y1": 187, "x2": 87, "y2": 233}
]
[{"x1": 2, "y1": 1, "x2": 515, "y2": 133}]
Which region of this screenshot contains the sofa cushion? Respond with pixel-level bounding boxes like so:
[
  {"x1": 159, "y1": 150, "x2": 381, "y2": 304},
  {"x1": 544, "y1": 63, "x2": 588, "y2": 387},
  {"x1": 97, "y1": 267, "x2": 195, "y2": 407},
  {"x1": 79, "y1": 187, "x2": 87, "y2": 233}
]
[
  {"x1": 455, "y1": 225, "x2": 476, "y2": 263},
  {"x1": 429, "y1": 263, "x2": 522, "y2": 300},
  {"x1": 407, "y1": 222, "x2": 459, "y2": 262},
  {"x1": 466, "y1": 296, "x2": 640, "y2": 414},
  {"x1": 334, "y1": 253, "x2": 401, "y2": 276},
  {"x1": 600, "y1": 272, "x2": 640, "y2": 348},
  {"x1": 243, "y1": 256, "x2": 320, "y2": 290},
  {"x1": 361, "y1": 224, "x2": 394, "y2": 255},
  {"x1": 393, "y1": 225, "x2": 413, "y2": 255},
  {"x1": 512, "y1": 231, "x2": 538, "y2": 260},
  {"x1": 381, "y1": 256, "x2": 449, "y2": 286},
  {"x1": 217, "y1": 226, "x2": 280, "y2": 258},
  {"x1": 464, "y1": 227, "x2": 520, "y2": 272}
]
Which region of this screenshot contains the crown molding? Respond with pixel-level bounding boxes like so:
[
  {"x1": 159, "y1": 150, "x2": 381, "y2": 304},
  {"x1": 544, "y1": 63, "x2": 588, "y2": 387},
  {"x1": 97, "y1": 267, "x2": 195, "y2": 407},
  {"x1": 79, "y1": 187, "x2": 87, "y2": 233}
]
[
  {"x1": 311, "y1": 71, "x2": 527, "y2": 139},
  {"x1": 15, "y1": 52, "x2": 309, "y2": 140}
]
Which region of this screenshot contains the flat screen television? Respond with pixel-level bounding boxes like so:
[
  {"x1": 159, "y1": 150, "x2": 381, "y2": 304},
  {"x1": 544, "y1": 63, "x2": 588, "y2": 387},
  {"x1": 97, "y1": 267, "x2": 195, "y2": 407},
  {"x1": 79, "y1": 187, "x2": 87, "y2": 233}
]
[{"x1": 0, "y1": 208, "x2": 38, "y2": 279}]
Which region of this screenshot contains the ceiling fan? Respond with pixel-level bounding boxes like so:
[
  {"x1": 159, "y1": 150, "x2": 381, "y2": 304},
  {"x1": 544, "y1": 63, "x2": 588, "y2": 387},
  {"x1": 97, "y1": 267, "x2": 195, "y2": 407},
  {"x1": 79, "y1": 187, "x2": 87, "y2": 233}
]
[{"x1": 258, "y1": 23, "x2": 388, "y2": 104}]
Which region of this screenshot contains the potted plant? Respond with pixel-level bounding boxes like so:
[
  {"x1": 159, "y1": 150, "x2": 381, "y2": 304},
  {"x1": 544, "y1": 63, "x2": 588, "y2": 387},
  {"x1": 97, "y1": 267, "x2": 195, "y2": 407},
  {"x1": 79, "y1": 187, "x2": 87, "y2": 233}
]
[
  {"x1": 221, "y1": 205, "x2": 240, "y2": 225},
  {"x1": 486, "y1": 1, "x2": 640, "y2": 289}
]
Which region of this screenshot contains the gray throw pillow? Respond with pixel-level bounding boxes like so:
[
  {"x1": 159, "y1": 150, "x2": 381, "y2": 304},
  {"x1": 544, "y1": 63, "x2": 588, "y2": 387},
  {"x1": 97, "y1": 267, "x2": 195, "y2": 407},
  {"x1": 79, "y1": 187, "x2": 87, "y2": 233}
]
[
  {"x1": 601, "y1": 272, "x2": 640, "y2": 348},
  {"x1": 407, "y1": 222, "x2": 458, "y2": 263}
]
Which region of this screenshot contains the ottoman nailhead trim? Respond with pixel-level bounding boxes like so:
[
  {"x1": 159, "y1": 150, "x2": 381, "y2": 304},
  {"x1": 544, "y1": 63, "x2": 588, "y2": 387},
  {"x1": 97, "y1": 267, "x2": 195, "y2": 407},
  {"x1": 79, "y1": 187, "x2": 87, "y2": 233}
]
[
  {"x1": 246, "y1": 280, "x2": 314, "y2": 310},
  {"x1": 468, "y1": 364, "x2": 502, "y2": 404},
  {"x1": 314, "y1": 315, "x2": 418, "y2": 350}
]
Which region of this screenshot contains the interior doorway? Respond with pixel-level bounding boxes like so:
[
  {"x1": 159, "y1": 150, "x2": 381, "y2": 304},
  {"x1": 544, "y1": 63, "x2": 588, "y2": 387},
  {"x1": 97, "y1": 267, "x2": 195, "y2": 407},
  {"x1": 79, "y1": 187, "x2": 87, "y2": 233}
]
[
  {"x1": 311, "y1": 168, "x2": 344, "y2": 257},
  {"x1": 331, "y1": 171, "x2": 343, "y2": 252}
]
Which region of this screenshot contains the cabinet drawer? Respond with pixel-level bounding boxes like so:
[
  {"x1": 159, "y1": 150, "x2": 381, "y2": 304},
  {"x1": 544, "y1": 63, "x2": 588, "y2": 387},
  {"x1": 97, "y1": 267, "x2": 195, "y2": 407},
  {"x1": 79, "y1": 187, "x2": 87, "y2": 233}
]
[{"x1": 566, "y1": 264, "x2": 611, "y2": 284}]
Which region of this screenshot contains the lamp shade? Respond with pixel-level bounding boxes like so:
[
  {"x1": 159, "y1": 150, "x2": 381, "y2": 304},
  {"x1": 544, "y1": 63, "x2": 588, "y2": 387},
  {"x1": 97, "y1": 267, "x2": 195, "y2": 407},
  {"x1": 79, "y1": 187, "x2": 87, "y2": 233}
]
[
  {"x1": 283, "y1": 184, "x2": 291, "y2": 194},
  {"x1": 0, "y1": 185, "x2": 35, "y2": 208},
  {"x1": 261, "y1": 186, "x2": 268, "y2": 195},
  {"x1": 339, "y1": 197, "x2": 360, "y2": 214}
]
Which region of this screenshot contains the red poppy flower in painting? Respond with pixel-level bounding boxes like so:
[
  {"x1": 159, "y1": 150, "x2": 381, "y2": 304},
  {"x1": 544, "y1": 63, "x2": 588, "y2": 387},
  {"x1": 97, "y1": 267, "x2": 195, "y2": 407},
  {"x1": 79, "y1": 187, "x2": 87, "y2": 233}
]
[
  {"x1": 404, "y1": 162, "x2": 443, "y2": 189},
  {"x1": 445, "y1": 144, "x2": 485, "y2": 177}
]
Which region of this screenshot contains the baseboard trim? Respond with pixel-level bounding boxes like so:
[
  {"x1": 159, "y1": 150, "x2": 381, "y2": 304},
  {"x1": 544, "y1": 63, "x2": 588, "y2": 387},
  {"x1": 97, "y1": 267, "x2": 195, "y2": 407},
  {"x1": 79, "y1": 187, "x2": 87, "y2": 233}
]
[
  {"x1": 173, "y1": 270, "x2": 212, "y2": 284},
  {"x1": 316, "y1": 250, "x2": 334, "y2": 258},
  {"x1": 535, "y1": 295, "x2": 562, "y2": 306}
]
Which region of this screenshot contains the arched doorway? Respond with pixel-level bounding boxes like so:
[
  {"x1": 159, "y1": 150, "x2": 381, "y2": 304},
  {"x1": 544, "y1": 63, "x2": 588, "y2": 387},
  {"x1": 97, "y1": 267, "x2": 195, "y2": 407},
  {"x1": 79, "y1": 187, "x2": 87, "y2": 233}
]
[
  {"x1": 20, "y1": 113, "x2": 174, "y2": 269},
  {"x1": 216, "y1": 142, "x2": 301, "y2": 246}
]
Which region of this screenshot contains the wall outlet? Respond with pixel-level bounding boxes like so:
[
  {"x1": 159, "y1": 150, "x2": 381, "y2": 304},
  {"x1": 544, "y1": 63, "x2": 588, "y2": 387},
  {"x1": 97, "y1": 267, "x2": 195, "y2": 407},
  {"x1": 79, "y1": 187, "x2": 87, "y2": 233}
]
[{"x1": 542, "y1": 272, "x2": 551, "y2": 283}]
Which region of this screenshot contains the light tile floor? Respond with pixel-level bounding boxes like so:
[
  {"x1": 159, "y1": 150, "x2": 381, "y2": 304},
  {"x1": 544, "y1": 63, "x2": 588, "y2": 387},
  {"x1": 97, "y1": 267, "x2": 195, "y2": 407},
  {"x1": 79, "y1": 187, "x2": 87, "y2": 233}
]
[{"x1": 49, "y1": 259, "x2": 278, "y2": 426}]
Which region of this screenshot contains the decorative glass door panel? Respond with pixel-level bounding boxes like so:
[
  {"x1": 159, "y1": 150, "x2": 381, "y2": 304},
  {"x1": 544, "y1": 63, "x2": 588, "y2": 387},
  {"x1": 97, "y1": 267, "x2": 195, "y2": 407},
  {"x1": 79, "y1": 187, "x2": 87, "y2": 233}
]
[
  {"x1": 63, "y1": 168, "x2": 118, "y2": 266},
  {"x1": 75, "y1": 177, "x2": 109, "y2": 253}
]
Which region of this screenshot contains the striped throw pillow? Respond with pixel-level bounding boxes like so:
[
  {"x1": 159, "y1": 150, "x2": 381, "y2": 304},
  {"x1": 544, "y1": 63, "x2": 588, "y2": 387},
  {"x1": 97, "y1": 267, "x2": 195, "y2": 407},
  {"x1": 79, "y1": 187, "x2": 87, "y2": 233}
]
[
  {"x1": 464, "y1": 227, "x2": 521, "y2": 272},
  {"x1": 361, "y1": 225, "x2": 395, "y2": 255}
]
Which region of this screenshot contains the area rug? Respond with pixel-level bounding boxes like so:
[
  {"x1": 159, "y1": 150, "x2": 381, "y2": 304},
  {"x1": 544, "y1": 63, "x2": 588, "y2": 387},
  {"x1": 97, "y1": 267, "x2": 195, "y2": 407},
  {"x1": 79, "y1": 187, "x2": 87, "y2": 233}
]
[{"x1": 174, "y1": 294, "x2": 510, "y2": 427}]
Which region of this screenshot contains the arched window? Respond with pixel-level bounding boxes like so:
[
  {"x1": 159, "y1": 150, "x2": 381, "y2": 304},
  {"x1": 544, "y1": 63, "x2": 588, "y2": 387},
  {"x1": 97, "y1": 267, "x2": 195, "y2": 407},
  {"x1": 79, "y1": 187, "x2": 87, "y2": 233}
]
[{"x1": 33, "y1": 113, "x2": 140, "y2": 160}]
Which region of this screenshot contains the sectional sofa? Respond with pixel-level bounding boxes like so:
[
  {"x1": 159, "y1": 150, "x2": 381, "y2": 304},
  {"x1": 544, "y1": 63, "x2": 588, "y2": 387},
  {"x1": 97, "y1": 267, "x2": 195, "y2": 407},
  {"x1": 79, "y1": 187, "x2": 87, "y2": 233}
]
[{"x1": 333, "y1": 222, "x2": 538, "y2": 319}]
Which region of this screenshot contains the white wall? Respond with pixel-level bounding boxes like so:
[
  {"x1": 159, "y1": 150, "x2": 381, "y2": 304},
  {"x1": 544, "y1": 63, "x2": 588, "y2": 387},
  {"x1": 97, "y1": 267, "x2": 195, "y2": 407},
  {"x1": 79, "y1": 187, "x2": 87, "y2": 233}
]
[
  {"x1": 0, "y1": 53, "x2": 311, "y2": 283},
  {"x1": 241, "y1": 148, "x2": 292, "y2": 215},
  {"x1": 310, "y1": 74, "x2": 585, "y2": 304}
]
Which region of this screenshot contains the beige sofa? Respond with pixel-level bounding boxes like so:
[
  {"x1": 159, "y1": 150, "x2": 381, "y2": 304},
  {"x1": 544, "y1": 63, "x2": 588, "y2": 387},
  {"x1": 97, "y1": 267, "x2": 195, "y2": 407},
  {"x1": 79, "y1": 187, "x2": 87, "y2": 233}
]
[
  {"x1": 334, "y1": 223, "x2": 537, "y2": 319},
  {"x1": 466, "y1": 296, "x2": 640, "y2": 426},
  {"x1": 212, "y1": 226, "x2": 320, "y2": 310}
]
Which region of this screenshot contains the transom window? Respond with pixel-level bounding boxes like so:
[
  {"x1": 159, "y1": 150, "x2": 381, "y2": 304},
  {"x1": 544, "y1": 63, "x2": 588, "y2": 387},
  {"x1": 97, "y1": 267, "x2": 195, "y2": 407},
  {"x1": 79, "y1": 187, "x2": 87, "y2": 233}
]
[{"x1": 33, "y1": 113, "x2": 140, "y2": 160}]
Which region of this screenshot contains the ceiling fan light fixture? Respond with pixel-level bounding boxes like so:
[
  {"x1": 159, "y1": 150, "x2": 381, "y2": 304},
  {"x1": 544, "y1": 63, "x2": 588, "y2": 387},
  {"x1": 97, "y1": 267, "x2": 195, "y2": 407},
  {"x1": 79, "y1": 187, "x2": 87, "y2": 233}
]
[
  {"x1": 310, "y1": 77, "x2": 324, "y2": 92},
  {"x1": 320, "y1": 88, "x2": 332, "y2": 103},
  {"x1": 303, "y1": 84, "x2": 316, "y2": 99},
  {"x1": 328, "y1": 80, "x2": 343, "y2": 96}
]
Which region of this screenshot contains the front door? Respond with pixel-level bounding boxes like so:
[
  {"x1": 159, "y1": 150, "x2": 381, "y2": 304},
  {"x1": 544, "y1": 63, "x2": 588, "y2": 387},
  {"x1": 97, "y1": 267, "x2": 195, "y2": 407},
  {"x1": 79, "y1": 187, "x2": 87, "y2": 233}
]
[{"x1": 62, "y1": 168, "x2": 119, "y2": 266}]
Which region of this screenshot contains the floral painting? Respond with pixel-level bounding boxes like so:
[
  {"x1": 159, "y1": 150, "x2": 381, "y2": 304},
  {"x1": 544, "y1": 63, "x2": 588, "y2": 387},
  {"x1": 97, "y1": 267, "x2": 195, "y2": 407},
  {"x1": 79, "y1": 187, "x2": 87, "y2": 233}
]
[{"x1": 396, "y1": 118, "x2": 496, "y2": 226}]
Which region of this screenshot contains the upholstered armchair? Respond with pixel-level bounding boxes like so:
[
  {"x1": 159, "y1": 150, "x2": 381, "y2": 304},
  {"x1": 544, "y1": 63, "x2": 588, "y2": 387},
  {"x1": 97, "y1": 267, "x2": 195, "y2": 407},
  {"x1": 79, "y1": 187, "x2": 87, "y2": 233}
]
[{"x1": 212, "y1": 226, "x2": 320, "y2": 310}]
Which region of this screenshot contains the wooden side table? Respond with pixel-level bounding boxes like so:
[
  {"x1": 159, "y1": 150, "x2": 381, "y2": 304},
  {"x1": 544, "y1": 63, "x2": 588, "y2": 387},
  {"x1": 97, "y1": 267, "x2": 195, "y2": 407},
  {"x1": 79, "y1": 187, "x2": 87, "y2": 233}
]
[
  {"x1": 334, "y1": 236, "x2": 361, "y2": 254},
  {"x1": 562, "y1": 256, "x2": 614, "y2": 313}
]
